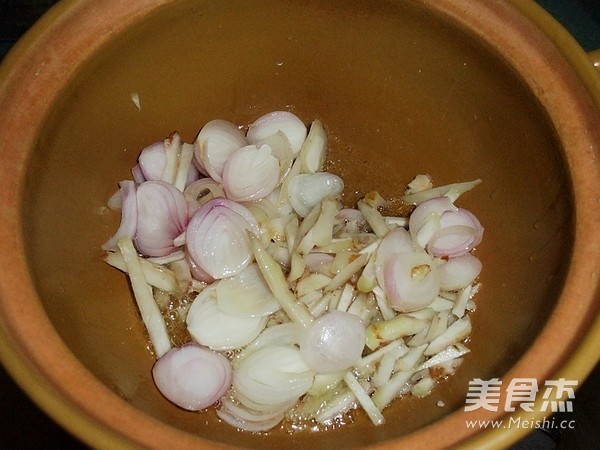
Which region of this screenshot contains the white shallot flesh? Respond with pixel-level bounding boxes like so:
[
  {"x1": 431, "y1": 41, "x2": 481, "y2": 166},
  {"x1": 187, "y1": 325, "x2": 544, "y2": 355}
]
[{"x1": 102, "y1": 111, "x2": 484, "y2": 433}]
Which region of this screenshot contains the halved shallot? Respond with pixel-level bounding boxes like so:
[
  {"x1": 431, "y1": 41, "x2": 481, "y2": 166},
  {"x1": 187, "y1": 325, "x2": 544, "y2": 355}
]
[
  {"x1": 380, "y1": 251, "x2": 440, "y2": 312},
  {"x1": 138, "y1": 141, "x2": 167, "y2": 181},
  {"x1": 222, "y1": 144, "x2": 280, "y2": 202},
  {"x1": 195, "y1": 119, "x2": 247, "y2": 182},
  {"x1": 374, "y1": 227, "x2": 415, "y2": 273},
  {"x1": 185, "y1": 198, "x2": 259, "y2": 279},
  {"x1": 246, "y1": 111, "x2": 307, "y2": 155},
  {"x1": 408, "y1": 196, "x2": 483, "y2": 257},
  {"x1": 135, "y1": 180, "x2": 189, "y2": 257},
  {"x1": 438, "y1": 253, "x2": 482, "y2": 290},
  {"x1": 186, "y1": 286, "x2": 267, "y2": 350},
  {"x1": 253, "y1": 130, "x2": 294, "y2": 183},
  {"x1": 137, "y1": 137, "x2": 199, "y2": 188},
  {"x1": 427, "y1": 209, "x2": 483, "y2": 257},
  {"x1": 233, "y1": 344, "x2": 315, "y2": 408},
  {"x1": 152, "y1": 342, "x2": 232, "y2": 411},
  {"x1": 217, "y1": 397, "x2": 289, "y2": 432},
  {"x1": 299, "y1": 310, "x2": 366, "y2": 373}
]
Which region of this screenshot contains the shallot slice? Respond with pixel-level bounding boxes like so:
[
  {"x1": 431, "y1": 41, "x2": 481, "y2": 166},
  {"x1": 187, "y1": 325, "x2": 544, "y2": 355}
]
[
  {"x1": 287, "y1": 172, "x2": 344, "y2": 217},
  {"x1": 438, "y1": 254, "x2": 482, "y2": 291},
  {"x1": 241, "y1": 323, "x2": 303, "y2": 359},
  {"x1": 131, "y1": 164, "x2": 146, "y2": 183},
  {"x1": 138, "y1": 141, "x2": 166, "y2": 181},
  {"x1": 247, "y1": 111, "x2": 308, "y2": 155},
  {"x1": 216, "y1": 263, "x2": 281, "y2": 317},
  {"x1": 185, "y1": 198, "x2": 259, "y2": 279},
  {"x1": 185, "y1": 251, "x2": 214, "y2": 284},
  {"x1": 138, "y1": 138, "x2": 199, "y2": 188},
  {"x1": 186, "y1": 286, "x2": 267, "y2": 350},
  {"x1": 135, "y1": 181, "x2": 189, "y2": 257},
  {"x1": 183, "y1": 178, "x2": 226, "y2": 217},
  {"x1": 233, "y1": 344, "x2": 314, "y2": 407},
  {"x1": 222, "y1": 144, "x2": 280, "y2": 202},
  {"x1": 152, "y1": 343, "x2": 232, "y2": 411},
  {"x1": 195, "y1": 119, "x2": 247, "y2": 182},
  {"x1": 408, "y1": 197, "x2": 483, "y2": 257},
  {"x1": 373, "y1": 226, "x2": 414, "y2": 290},
  {"x1": 253, "y1": 130, "x2": 294, "y2": 183},
  {"x1": 375, "y1": 227, "x2": 414, "y2": 272},
  {"x1": 102, "y1": 180, "x2": 137, "y2": 251},
  {"x1": 381, "y1": 251, "x2": 440, "y2": 312},
  {"x1": 427, "y1": 209, "x2": 483, "y2": 257},
  {"x1": 220, "y1": 396, "x2": 289, "y2": 423},
  {"x1": 217, "y1": 401, "x2": 285, "y2": 432},
  {"x1": 299, "y1": 310, "x2": 366, "y2": 373},
  {"x1": 408, "y1": 196, "x2": 457, "y2": 249}
]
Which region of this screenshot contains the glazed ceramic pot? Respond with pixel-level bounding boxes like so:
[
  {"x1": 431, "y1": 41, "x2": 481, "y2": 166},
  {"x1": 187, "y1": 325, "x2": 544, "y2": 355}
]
[{"x1": 0, "y1": 0, "x2": 599, "y2": 448}]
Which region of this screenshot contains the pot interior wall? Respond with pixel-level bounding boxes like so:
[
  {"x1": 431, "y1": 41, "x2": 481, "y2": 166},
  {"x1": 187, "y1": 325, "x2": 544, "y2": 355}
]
[{"x1": 21, "y1": 0, "x2": 571, "y2": 447}]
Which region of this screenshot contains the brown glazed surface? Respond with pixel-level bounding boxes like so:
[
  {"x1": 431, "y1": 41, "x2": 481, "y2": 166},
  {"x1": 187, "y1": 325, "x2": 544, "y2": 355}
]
[{"x1": 0, "y1": 0, "x2": 599, "y2": 448}]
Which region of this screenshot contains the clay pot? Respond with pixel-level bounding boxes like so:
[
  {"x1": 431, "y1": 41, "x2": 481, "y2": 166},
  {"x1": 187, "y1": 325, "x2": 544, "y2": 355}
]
[{"x1": 0, "y1": 1, "x2": 599, "y2": 448}]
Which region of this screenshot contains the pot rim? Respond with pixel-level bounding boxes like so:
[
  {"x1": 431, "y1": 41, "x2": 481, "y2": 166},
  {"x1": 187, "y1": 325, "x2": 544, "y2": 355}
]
[{"x1": 0, "y1": 1, "x2": 599, "y2": 449}]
